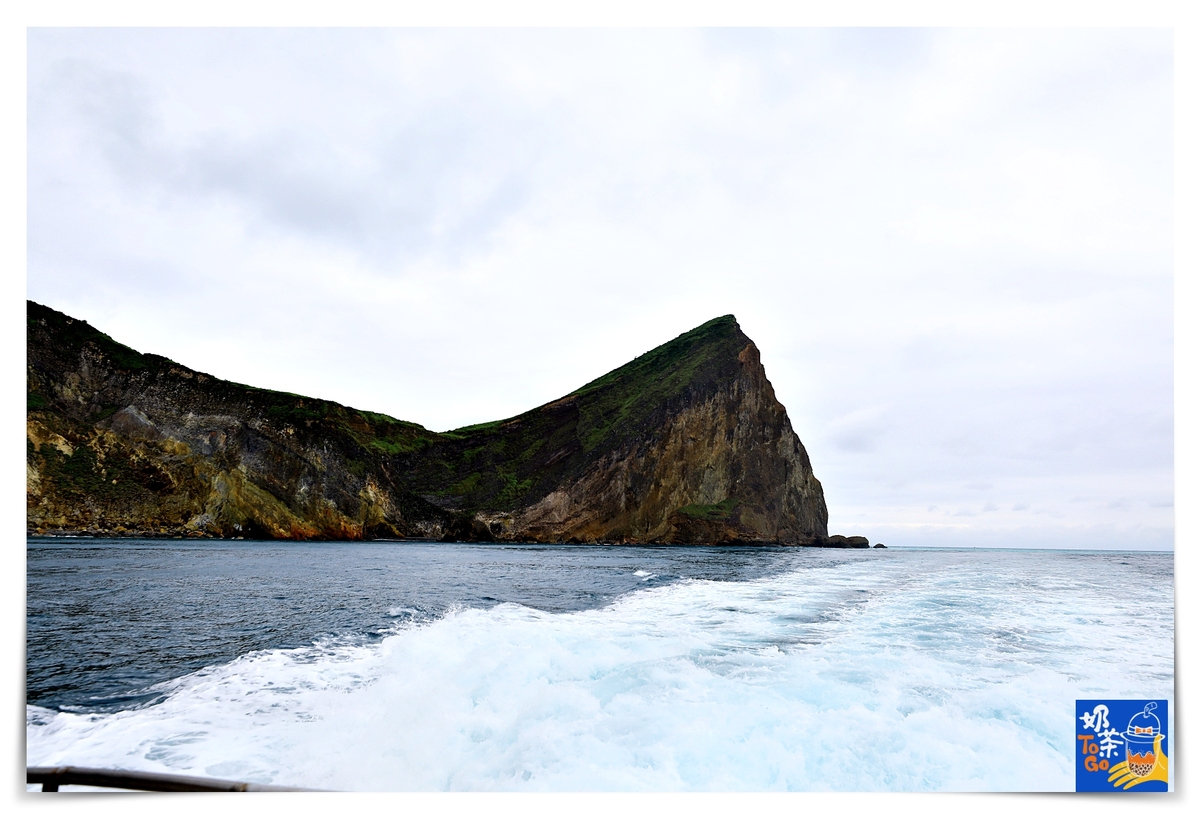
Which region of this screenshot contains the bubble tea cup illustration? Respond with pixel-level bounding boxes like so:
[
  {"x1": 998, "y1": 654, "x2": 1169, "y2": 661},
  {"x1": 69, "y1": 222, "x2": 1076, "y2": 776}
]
[{"x1": 1123, "y1": 703, "x2": 1160, "y2": 778}]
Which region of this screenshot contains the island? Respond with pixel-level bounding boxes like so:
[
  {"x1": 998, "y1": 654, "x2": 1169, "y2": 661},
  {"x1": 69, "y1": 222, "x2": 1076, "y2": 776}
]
[{"x1": 28, "y1": 301, "x2": 870, "y2": 547}]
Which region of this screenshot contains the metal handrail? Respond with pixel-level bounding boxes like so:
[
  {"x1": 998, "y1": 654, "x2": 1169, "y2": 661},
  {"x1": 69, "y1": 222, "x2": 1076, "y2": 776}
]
[{"x1": 27, "y1": 765, "x2": 321, "y2": 792}]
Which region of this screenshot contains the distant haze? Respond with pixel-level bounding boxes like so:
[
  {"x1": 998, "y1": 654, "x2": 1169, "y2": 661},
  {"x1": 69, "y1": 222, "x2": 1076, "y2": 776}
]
[{"x1": 26, "y1": 28, "x2": 1172, "y2": 550}]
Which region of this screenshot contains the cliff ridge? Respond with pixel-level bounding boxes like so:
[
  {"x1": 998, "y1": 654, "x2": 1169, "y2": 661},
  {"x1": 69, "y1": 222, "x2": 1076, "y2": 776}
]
[{"x1": 27, "y1": 303, "x2": 829, "y2": 544}]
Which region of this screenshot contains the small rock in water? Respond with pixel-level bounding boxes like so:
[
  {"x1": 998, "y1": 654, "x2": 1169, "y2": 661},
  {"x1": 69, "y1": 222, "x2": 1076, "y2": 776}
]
[
  {"x1": 873, "y1": 543, "x2": 886, "y2": 548},
  {"x1": 822, "y1": 535, "x2": 870, "y2": 548}
]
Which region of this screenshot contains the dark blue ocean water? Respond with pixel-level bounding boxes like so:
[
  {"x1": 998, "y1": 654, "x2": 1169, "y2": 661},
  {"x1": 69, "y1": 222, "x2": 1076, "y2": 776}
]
[
  {"x1": 27, "y1": 537, "x2": 827, "y2": 712},
  {"x1": 26, "y1": 539, "x2": 1174, "y2": 791}
]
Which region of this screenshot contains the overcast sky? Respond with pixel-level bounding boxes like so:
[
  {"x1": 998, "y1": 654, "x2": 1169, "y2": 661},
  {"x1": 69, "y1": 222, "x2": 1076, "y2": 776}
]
[{"x1": 25, "y1": 27, "x2": 1173, "y2": 549}]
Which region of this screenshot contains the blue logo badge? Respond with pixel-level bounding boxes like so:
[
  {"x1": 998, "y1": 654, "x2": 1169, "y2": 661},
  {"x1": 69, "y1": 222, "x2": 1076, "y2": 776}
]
[{"x1": 1076, "y1": 699, "x2": 1169, "y2": 792}]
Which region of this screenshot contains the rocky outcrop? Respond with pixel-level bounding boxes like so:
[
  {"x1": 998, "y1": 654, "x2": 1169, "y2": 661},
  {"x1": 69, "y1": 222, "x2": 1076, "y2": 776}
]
[
  {"x1": 819, "y1": 535, "x2": 871, "y2": 549},
  {"x1": 27, "y1": 302, "x2": 829, "y2": 544},
  {"x1": 26, "y1": 302, "x2": 446, "y2": 540}
]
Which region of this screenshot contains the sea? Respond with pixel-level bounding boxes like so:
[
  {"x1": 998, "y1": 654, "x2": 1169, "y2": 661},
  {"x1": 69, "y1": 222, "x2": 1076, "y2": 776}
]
[{"x1": 25, "y1": 538, "x2": 1174, "y2": 792}]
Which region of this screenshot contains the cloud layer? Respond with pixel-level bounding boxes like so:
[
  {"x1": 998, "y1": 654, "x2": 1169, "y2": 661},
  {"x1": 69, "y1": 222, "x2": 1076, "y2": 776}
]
[{"x1": 27, "y1": 28, "x2": 1173, "y2": 548}]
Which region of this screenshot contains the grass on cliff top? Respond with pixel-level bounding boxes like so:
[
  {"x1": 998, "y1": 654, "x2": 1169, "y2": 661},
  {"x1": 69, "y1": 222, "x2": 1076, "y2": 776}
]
[
  {"x1": 28, "y1": 299, "x2": 438, "y2": 455},
  {"x1": 570, "y1": 315, "x2": 739, "y2": 397},
  {"x1": 28, "y1": 301, "x2": 177, "y2": 373},
  {"x1": 442, "y1": 419, "x2": 504, "y2": 439},
  {"x1": 568, "y1": 315, "x2": 746, "y2": 452},
  {"x1": 444, "y1": 315, "x2": 746, "y2": 451},
  {"x1": 423, "y1": 315, "x2": 750, "y2": 511}
]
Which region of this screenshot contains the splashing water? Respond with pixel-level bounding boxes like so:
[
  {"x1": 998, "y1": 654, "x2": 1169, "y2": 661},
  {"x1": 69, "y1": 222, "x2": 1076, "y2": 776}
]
[{"x1": 26, "y1": 544, "x2": 1172, "y2": 791}]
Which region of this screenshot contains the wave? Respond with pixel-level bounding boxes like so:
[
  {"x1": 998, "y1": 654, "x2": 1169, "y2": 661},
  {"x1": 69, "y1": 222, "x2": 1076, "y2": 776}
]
[{"x1": 26, "y1": 554, "x2": 1173, "y2": 791}]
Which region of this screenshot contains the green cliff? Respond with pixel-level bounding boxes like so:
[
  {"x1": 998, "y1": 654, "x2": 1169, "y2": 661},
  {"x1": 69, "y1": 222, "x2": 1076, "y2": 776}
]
[{"x1": 27, "y1": 301, "x2": 829, "y2": 544}]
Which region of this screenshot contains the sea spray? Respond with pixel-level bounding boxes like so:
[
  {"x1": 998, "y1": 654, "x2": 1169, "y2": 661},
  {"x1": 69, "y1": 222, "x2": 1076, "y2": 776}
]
[{"x1": 27, "y1": 548, "x2": 1173, "y2": 791}]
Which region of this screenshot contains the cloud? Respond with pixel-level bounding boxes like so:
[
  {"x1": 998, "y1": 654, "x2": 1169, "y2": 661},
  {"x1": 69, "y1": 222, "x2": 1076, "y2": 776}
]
[
  {"x1": 25, "y1": 28, "x2": 1173, "y2": 549},
  {"x1": 30, "y1": 41, "x2": 547, "y2": 270},
  {"x1": 826, "y1": 404, "x2": 893, "y2": 453}
]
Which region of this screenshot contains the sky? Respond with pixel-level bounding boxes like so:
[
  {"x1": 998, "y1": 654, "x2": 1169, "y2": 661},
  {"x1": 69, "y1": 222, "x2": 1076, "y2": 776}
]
[{"x1": 24, "y1": 26, "x2": 1174, "y2": 550}]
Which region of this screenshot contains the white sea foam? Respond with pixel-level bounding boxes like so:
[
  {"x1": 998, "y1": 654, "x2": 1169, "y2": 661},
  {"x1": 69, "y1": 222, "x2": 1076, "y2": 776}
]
[{"x1": 26, "y1": 553, "x2": 1173, "y2": 791}]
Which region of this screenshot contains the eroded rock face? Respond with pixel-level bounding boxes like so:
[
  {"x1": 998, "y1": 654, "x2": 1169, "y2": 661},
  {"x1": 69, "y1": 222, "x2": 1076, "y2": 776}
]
[
  {"x1": 500, "y1": 342, "x2": 826, "y2": 544},
  {"x1": 26, "y1": 302, "x2": 442, "y2": 540},
  {"x1": 27, "y1": 302, "x2": 828, "y2": 544}
]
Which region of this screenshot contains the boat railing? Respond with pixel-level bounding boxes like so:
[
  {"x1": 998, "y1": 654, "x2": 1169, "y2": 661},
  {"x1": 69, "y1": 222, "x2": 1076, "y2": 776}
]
[{"x1": 27, "y1": 765, "x2": 321, "y2": 792}]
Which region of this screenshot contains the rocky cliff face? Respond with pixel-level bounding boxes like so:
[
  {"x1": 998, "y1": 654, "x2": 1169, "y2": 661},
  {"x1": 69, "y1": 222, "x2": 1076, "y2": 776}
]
[
  {"x1": 27, "y1": 302, "x2": 829, "y2": 544},
  {"x1": 476, "y1": 341, "x2": 826, "y2": 544}
]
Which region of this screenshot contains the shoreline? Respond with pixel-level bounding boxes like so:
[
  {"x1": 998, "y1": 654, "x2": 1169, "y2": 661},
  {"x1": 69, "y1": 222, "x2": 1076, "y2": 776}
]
[{"x1": 24, "y1": 530, "x2": 880, "y2": 548}]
